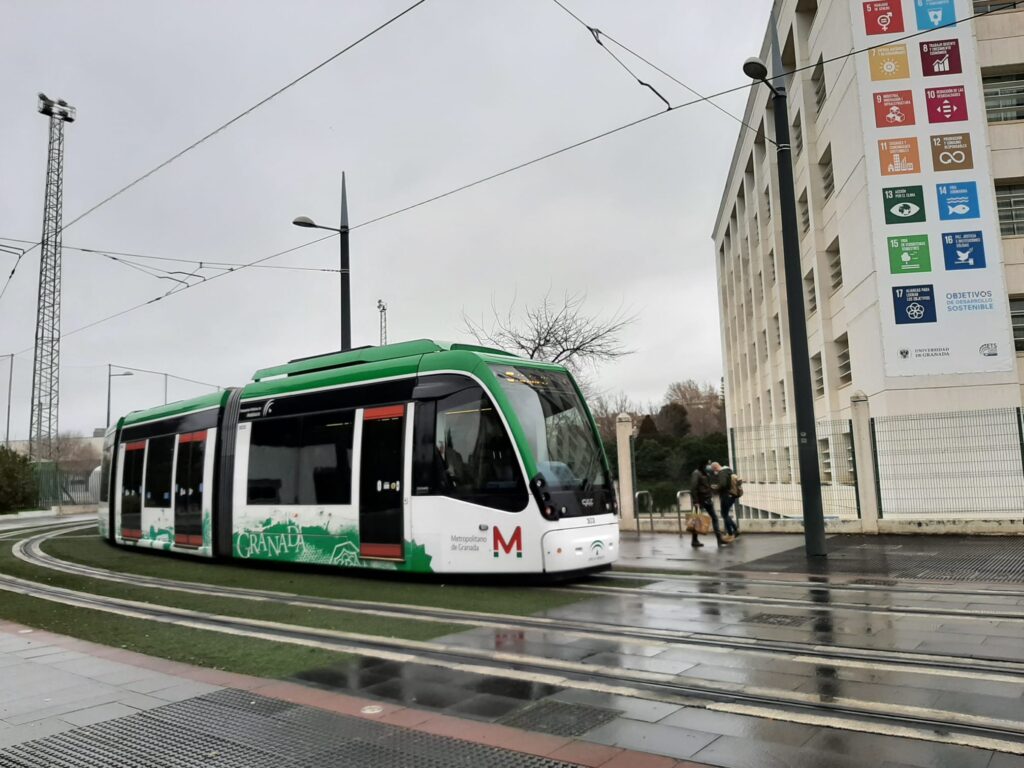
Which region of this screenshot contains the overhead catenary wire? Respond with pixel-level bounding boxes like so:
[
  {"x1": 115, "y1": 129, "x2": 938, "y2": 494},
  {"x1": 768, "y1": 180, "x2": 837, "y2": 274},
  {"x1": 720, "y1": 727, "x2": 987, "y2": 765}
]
[
  {"x1": 0, "y1": 0, "x2": 430, "y2": 307},
  {"x1": 0, "y1": 237, "x2": 341, "y2": 276},
  {"x1": 2, "y1": 1, "x2": 1010, "y2": 357}
]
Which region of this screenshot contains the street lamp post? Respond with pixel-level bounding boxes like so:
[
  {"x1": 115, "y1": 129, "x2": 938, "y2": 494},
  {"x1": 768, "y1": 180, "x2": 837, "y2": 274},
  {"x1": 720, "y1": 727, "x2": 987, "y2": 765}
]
[
  {"x1": 743, "y1": 31, "x2": 827, "y2": 557},
  {"x1": 293, "y1": 173, "x2": 351, "y2": 352},
  {"x1": 106, "y1": 365, "x2": 133, "y2": 428}
]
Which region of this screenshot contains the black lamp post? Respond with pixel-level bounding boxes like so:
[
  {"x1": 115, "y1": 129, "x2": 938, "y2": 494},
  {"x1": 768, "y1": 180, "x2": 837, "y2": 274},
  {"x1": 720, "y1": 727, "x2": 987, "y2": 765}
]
[
  {"x1": 743, "y1": 42, "x2": 827, "y2": 557},
  {"x1": 293, "y1": 173, "x2": 351, "y2": 352}
]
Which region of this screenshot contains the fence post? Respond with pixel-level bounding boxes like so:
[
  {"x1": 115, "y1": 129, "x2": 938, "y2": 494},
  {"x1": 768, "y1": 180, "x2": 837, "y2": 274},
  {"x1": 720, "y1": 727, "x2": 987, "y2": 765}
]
[
  {"x1": 849, "y1": 391, "x2": 879, "y2": 534},
  {"x1": 615, "y1": 414, "x2": 636, "y2": 531}
]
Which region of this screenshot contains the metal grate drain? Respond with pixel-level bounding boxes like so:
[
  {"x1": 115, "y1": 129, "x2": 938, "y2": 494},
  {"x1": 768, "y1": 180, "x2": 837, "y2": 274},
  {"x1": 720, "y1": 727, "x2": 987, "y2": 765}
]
[
  {"x1": 741, "y1": 612, "x2": 811, "y2": 627},
  {"x1": 0, "y1": 689, "x2": 579, "y2": 768},
  {"x1": 498, "y1": 699, "x2": 619, "y2": 737}
]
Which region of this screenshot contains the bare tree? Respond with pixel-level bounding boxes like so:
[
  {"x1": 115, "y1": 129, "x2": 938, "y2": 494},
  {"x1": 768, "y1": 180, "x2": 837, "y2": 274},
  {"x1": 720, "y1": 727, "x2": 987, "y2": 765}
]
[
  {"x1": 664, "y1": 380, "x2": 725, "y2": 436},
  {"x1": 463, "y1": 292, "x2": 635, "y2": 375},
  {"x1": 51, "y1": 433, "x2": 101, "y2": 473},
  {"x1": 589, "y1": 391, "x2": 642, "y2": 443}
]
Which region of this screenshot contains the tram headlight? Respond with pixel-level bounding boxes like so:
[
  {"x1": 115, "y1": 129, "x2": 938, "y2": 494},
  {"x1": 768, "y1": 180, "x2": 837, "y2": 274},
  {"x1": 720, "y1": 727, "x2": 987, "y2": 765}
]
[{"x1": 541, "y1": 504, "x2": 560, "y2": 521}]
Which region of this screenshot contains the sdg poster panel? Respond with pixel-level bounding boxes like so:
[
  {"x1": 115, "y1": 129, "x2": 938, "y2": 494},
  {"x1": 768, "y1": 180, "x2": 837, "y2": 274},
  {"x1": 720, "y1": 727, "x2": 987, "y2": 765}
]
[{"x1": 850, "y1": 0, "x2": 1013, "y2": 376}]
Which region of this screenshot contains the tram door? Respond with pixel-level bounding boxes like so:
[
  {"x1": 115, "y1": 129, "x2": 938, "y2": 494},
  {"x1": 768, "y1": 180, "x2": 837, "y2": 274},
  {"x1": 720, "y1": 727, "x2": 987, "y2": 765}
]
[
  {"x1": 174, "y1": 431, "x2": 206, "y2": 548},
  {"x1": 359, "y1": 405, "x2": 406, "y2": 560}
]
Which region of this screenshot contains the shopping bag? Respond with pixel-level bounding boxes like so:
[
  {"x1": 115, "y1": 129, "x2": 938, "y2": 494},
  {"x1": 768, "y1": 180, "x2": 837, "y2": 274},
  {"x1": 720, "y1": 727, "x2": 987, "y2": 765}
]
[{"x1": 685, "y1": 512, "x2": 712, "y2": 535}]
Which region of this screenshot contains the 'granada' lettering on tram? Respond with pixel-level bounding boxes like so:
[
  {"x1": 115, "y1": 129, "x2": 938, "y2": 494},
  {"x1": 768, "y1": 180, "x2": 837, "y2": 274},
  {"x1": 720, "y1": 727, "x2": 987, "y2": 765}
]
[{"x1": 95, "y1": 340, "x2": 619, "y2": 577}]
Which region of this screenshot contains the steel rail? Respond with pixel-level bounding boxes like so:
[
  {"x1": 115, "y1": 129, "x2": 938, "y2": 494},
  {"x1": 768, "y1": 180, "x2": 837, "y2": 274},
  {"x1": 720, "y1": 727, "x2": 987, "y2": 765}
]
[
  {"x1": 16, "y1": 527, "x2": 1024, "y2": 684},
  {"x1": 0, "y1": 562, "x2": 1023, "y2": 756}
]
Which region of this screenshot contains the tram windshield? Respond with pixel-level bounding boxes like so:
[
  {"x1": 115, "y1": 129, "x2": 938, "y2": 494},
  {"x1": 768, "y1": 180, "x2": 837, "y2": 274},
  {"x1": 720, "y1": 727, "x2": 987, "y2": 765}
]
[{"x1": 490, "y1": 364, "x2": 606, "y2": 491}]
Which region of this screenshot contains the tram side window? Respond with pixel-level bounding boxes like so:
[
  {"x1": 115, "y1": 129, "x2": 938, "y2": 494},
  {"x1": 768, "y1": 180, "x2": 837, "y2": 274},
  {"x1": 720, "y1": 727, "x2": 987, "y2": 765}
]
[
  {"x1": 175, "y1": 433, "x2": 206, "y2": 537},
  {"x1": 247, "y1": 410, "x2": 354, "y2": 505},
  {"x1": 424, "y1": 386, "x2": 527, "y2": 512},
  {"x1": 144, "y1": 435, "x2": 174, "y2": 508},
  {"x1": 121, "y1": 444, "x2": 145, "y2": 529}
]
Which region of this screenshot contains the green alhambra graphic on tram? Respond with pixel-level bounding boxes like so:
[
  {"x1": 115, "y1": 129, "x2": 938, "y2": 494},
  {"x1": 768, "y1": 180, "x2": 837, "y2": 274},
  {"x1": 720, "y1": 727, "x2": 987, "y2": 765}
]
[
  {"x1": 100, "y1": 339, "x2": 620, "y2": 576},
  {"x1": 232, "y1": 519, "x2": 433, "y2": 573}
]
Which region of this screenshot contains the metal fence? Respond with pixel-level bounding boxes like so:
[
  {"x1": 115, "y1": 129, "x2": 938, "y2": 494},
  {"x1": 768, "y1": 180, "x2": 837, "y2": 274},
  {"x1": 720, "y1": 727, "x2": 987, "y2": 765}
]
[
  {"x1": 34, "y1": 463, "x2": 97, "y2": 508},
  {"x1": 871, "y1": 408, "x2": 1024, "y2": 520},
  {"x1": 730, "y1": 420, "x2": 859, "y2": 521}
]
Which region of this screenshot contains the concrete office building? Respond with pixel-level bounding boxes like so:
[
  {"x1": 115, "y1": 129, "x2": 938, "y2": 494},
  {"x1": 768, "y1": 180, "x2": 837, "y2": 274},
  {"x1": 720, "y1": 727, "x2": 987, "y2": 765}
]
[{"x1": 712, "y1": 0, "x2": 1024, "y2": 525}]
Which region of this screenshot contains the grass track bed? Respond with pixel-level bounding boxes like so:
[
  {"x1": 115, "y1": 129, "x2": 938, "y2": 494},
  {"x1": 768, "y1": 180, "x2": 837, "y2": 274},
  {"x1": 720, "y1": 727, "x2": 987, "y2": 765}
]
[{"x1": 42, "y1": 530, "x2": 588, "y2": 616}]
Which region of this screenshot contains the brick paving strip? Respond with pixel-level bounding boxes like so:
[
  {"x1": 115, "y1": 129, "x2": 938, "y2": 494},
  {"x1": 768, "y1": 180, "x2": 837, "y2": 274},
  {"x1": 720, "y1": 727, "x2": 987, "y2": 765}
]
[{"x1": 0, "y1": 621, "x2": 707, "y2": 768}]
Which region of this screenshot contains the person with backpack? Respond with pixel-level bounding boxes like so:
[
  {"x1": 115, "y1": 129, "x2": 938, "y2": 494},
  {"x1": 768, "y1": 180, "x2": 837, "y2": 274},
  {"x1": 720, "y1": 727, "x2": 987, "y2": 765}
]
[
  {"x1": 689, "y1": 459, "x2": 728, "y2": 547},
  {"x1": 710, "y1": 461, "x2": 741, "y2": 538}
]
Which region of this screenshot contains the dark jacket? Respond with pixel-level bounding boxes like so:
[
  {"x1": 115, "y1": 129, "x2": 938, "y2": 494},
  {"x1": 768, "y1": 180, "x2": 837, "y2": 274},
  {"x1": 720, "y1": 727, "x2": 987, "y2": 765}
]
[
  {"x1": 713, "y1": 467, "x2": 734, "y2": 497},
  {"x1": 689, "y1": 469, "x2": 712, "y2": 503}
]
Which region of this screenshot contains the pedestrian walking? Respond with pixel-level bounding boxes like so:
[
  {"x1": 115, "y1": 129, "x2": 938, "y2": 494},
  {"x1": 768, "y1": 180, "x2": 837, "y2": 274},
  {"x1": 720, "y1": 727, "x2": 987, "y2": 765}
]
[
  {"x1": 710, "y1": 461, "x2": 740, "y2": 538},
  {"x1": 688, "y1": 459, "x2": 728, "y2": 547}
]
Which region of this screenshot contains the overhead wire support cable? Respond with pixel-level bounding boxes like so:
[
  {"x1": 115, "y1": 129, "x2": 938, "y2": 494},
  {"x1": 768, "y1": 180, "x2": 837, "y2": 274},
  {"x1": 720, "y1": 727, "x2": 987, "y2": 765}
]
[
  {"x1": 549, "y1": 0, "x2": 670, "y2": 110},
  {"x1": 0, "y1": 0, "x2": 430, "y2": 308},
  {"x1": 3, "y1": 1, "x2": 1009, "y2": 357}
]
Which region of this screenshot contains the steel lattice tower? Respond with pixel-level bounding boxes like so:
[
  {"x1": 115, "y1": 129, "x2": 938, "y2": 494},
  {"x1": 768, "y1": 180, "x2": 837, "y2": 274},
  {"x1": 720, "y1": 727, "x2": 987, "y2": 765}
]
[{"x1": 29, "y1": 94, "x2": 75, "y2": 461}]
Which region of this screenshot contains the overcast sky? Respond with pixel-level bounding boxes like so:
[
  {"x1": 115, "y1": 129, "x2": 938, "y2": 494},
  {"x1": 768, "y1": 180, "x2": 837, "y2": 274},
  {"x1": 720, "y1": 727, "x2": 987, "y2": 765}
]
[{"x1": 1, "y1": 0, "x2": 769, "y2": 439}]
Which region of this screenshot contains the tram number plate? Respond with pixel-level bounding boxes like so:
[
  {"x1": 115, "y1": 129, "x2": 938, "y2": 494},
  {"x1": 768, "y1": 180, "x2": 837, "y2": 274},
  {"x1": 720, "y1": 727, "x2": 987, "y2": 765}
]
[{"x1": 587, "y1": 517, "x2": 595, "y2": 524}]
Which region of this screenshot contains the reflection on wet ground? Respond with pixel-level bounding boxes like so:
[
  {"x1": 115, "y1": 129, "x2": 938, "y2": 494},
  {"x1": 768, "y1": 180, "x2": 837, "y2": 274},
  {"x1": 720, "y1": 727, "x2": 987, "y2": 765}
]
[{"x1": 289, "y1": 534, "x2": 1024, "y2": 768}]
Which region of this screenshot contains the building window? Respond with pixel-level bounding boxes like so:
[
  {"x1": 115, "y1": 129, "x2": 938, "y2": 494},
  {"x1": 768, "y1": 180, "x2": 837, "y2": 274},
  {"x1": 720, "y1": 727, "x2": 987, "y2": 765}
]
[
  {"x1": 799, "y1": 189, "x2": 810, "y2": 233},
  {"x1": 984, "y1": 72, "x2": 1024, "y2": 123},
  {"x1": 777, "y1": 380, "x2": 787, "y2": 415},
  {"x1": 812, "y1": 58, "x2": 827, "y2": 114},
  {"x1": 818, "y1": 437, "x2": 833, "y2": 483},
  {"x1": 811, "y1": 353, "x2": 825, "y2": 397},
  {"x1": 819, "y1": 145, "x2": 835, "y2": 201},
  {"x1": 773, "y1": 314, "x2": 782, "y2": 348},
  {"x1": 760, "y1": 330, "x2": 769, "y2": 362},
  {"x1": 764, "y1": 186, "x2": 772, "y2": 220},
  {"x1": 836, "y1": 333, "x2": 852, "y2": 386},
  {"x1": 974, "y1": 1, "x2": 1018, "y2": 13},
  {"x1": 752, "y1": 214, "x2": 759, "y2": 245},
  {"x1": 247, "y1": 409, "x2": 355, "y2": 505},
  {"x1": 827, "y1": 237, "x2": 843, "y2": 293},
  {"x1": 997, "y1": 184, "x2": 1024, "y2": 236},
  {"x1": 765, "y1": 389, "x2": 773, "y2": 422},
  {"x1": 804, "y1": 270, "x2": 817, "y2": 316},
  {"x1": 768, "y1": 250, "x2": 776, "y2": 284},
  {"x1": 793, "y1": 112, "x2": 804, "y2": 156},
  {"x1": 1011, "y1": 297, "x2": 1024, "y2": 351}
]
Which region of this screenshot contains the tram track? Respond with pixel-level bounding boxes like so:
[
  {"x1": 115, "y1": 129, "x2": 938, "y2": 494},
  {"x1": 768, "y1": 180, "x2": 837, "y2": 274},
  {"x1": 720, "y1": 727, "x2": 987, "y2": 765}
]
[
  {"x1": 600, "y1": 568, "x2": 1024, "y2": 599},
  {"x1": 2, "y1": 544, "x2": 1024, "y2": 755},
  {"x1": 566, "y1": 581, "x2": 1024, "y2": 622},
  {"x1": 13, "y1": 526, "x2": 1024, "y2": 687}
]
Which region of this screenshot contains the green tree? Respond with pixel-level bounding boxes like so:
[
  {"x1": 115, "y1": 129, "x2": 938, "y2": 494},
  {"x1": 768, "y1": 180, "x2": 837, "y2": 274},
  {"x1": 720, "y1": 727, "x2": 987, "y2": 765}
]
[
  {"x1": 637, "y1": 414, "x2": 659, "y2": 439},
  {"x1": 656, "y1": 402, "x2": 690, "y2": 439},
  {"x1": 0, "y1": 447, "x2": 37, "y2": 514}
]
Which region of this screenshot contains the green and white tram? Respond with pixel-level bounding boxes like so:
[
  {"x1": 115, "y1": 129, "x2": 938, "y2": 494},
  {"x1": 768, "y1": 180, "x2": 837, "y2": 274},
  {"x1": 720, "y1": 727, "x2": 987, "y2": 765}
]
[{"x1": 98, "y1": 340, "x2": 619, "y2": 575}]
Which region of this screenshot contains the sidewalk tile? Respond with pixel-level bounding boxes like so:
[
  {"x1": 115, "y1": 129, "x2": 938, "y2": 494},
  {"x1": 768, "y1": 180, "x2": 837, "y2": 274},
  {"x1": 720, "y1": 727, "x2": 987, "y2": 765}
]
[
  {"x1": 147, "y1": 681, "x2": 220, "y2": 702},
  {"x1": 548, "y1": 741, "x2": 624, "y2": 766},
  {"x1": 599, "y1": 752, "x2": 677, "y2": 768},
  {"x1": 60, "y1": 701, "x2": 138, "y2": 727}
]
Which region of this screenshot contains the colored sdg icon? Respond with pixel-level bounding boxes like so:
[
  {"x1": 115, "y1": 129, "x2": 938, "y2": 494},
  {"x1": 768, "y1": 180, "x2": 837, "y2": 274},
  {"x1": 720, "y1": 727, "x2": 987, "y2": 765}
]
[
  {"x1": 892, "y1": 284, "x2": 937, "y2": 325},
  {"x1": 873, "y1": 90, "x2": 915, "y2": 128},
  {"x1": 870, "y1": 44, "x2": 910, "y2": 81},
  {"x1": 920, "y1": 39, "x2": 961, "y2": 77},
  {"x1": 887, "y1": 234, "x2": 931, "y2": 274},
  {"x1": 883, "y1": 185, "x2": 926, "y2": 224},
  {"x1": 863, "y1": 1, "x2": 905, "y2": 34},
  {"x1": 936, "y1": 181, "x2": 979, "y2": 221},
  {"x1": 941, "y1": 231, "x2": 986, "y2": 270},
  {"x1": 926, "y1": 86, "x2": 967, "y2": 123},
  {"x1": 930, "y1": 133, "x2": 973, "y2": 172},
  {"x1": 915, "y1": 0, "x2": 955, "y2": 31},
  {"x1": 879, "y1": 137, "x2": 921, "y2": 176}
]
